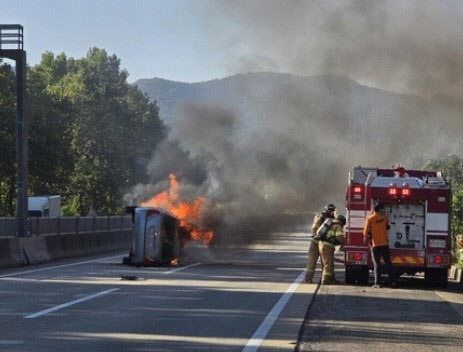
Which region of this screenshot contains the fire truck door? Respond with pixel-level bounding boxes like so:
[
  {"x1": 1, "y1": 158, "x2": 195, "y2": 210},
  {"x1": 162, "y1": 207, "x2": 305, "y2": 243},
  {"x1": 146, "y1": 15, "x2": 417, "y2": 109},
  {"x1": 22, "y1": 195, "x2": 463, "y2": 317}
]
[{"x1": 385, "y1": 204, "x2": 425, "y2": 250}]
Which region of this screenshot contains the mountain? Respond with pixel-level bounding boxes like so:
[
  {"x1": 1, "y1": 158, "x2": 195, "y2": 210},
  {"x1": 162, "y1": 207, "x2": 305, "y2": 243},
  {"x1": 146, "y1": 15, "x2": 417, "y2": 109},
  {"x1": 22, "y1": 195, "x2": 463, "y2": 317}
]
[
  {"x1": 130, "y1": 72, "x2": 462, "y2": 235},
  {"x1": 134, "y1": 72, "x2": 424, "y2": 125}
]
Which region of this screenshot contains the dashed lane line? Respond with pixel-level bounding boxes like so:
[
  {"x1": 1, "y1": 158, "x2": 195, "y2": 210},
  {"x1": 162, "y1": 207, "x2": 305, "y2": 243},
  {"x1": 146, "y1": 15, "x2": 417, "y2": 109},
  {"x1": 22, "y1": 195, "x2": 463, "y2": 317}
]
[
  {"x1": 24, "y1": 288, "x2": 120, "y2": 319},
  {"x1": 163, "y1": 263, "x2": 202, "y2": 274},
  {"x1": 1, "y1": 249, "x2": 246, "y2": 279},
  {"x1": 0, "y1": 254, "x2": 125, "y2": 279}
]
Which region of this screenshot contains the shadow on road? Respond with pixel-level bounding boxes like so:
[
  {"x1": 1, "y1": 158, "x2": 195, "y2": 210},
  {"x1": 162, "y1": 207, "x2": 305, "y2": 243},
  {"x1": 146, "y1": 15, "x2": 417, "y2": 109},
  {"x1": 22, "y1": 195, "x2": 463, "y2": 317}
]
[{"x1": 296, "y1": 274, "x2": 463, "y2": 352}]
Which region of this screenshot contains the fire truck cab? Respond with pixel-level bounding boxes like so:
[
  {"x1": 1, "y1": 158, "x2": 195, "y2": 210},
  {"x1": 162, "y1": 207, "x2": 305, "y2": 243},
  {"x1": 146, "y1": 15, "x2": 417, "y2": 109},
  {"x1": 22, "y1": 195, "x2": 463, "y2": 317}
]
[{"x1": 344, "y1": 166, "x2": 451, "y2": 286}]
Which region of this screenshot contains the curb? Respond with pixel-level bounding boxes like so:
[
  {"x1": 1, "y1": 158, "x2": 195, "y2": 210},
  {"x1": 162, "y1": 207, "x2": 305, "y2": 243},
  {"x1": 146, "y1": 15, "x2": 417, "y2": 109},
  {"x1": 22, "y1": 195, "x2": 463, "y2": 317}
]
[{"x1": 294, "y1": 279, "x2": 321, "y2": 352}]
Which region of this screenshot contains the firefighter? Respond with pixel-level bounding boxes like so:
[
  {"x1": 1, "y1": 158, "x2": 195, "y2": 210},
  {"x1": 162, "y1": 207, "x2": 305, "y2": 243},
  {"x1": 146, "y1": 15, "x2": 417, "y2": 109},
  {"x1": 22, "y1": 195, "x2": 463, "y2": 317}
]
[
  {"x1": 363, "y1": 202, "x2": 398, "y2": 288},
  {"x1": 304, "y1": 204, "x2": 336, "y2": 283},
  {"x1": 393, "y1": 165, "x2": 409, "y2": 178},
  {"x1": 318, "y1": 214, "x2": 346, "y2": 285}
]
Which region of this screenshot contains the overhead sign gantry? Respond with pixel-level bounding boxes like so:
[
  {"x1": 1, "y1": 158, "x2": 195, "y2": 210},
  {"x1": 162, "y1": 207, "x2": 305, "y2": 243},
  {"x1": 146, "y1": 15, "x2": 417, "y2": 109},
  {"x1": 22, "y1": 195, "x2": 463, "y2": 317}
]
[{"x1": 0, "y1": 24, "x2": 28, "y2": 237}]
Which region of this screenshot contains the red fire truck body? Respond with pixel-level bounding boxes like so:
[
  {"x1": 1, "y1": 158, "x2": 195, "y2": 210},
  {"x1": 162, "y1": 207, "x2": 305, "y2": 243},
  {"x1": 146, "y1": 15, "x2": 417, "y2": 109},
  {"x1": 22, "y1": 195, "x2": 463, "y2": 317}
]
[{"x1": 344, "y1": 166, "x2": 451, "y2": 286}]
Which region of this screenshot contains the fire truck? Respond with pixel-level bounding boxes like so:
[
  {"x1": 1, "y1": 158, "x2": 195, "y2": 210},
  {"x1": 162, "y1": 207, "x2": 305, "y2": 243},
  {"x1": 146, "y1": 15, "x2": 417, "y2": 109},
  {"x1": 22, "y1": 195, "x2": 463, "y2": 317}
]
[{"x1": 344, "y1": 166, "x2": 451, "y2": 287}]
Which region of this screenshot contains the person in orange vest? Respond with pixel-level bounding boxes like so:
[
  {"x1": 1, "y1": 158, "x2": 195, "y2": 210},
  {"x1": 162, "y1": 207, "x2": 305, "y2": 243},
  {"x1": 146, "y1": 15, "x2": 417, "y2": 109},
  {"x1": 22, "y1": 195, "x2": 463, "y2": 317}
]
[
  {"x1": 305, "y1": 204, "x2": 336, "y2": 283},
  {"x1": 363, "y1": 202, "x2": 398, "y2": 288}
]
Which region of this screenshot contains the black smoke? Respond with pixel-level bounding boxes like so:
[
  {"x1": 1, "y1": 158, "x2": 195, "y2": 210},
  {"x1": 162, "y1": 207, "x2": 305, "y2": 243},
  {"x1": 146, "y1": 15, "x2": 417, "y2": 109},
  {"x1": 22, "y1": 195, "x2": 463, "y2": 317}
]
[{"x1": 127, "y1": 1, "x2": 463, "y2": 245}]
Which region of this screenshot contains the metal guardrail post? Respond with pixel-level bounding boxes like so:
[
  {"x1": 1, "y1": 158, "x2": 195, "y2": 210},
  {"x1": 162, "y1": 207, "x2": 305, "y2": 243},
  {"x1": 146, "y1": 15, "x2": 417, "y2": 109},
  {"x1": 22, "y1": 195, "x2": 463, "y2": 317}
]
[{"x1": 1, "y1": 215, "x2": 132, "y2": 237}]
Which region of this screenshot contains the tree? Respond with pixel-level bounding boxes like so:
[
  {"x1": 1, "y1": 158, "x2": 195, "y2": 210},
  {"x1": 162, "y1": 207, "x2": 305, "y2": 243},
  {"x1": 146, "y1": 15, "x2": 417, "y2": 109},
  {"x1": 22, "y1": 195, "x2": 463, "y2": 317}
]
[
  {"x1": 0, "y1": 62, "x2": 16, "y2": 215},
  {"x1": 65, "y1": 48, "x2": 165, "y2": 214},
  {"x1": 0, "y1": 49, "x2": 166, "y2": 217},
  {"x1": 424, "y1": 155, "x2": 463, "y2": 266},
  {"x1": 27, "y1": 52, "x2": 77, "y2": 198}
]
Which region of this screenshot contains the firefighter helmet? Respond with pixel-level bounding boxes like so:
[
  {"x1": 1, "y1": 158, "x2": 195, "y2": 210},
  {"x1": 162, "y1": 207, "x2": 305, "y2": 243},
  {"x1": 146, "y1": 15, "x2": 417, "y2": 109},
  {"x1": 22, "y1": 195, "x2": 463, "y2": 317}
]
[
  {"x1": 337, "y1": 214, "x2": 346, "y2": 226},
  {"x1": 324, "y1": 204, "x2": 336, "y2": 212}
]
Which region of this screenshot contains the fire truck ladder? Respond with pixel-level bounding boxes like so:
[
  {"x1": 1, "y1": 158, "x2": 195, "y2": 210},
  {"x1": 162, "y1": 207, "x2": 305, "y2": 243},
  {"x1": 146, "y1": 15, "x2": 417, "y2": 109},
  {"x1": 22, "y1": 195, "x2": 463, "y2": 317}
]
[{"x1": 347, "y1": 169, "x2": 374, "y2": 240}]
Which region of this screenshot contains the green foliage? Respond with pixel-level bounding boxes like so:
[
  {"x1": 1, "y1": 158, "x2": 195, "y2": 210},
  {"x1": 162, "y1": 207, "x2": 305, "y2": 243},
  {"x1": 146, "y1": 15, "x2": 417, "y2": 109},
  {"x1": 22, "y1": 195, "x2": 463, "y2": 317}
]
[
  {"x1": 424, "y1": 156, "x2": 463, "y2": 267},
  {"x1": 0, "y1": 63, "x2": 17, "y2": 216},
  {"x1": 458, "y1": 249, "x2": 463, "y2": 268},
  {"x1": 61, "y1": 195, "x2": 80, "y2": 216},
  {"x1": 27, "y1": 53, "x2": 77, "y2": 197},
  {"x1": 0, "y1": 48, "x2": 166, "y2": 216}
]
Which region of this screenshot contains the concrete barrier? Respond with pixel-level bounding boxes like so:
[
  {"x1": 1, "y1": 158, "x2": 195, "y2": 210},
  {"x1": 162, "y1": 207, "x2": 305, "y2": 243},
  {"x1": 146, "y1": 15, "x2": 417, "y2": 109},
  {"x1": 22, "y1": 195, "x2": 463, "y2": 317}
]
[
  {"x1": 43, "y1": 234, "x2": 67, "y2": 260},
  {"x1": 0, "y1": 230, "x2": 132, "y2": 269},
  {"x1": 0, "y1": 238, "x2": 20, "y2": 268},
  {"x1": 9, "y1": 238, "x2": 28, "y2": 266},
  {"x1": 20, "y1": 236, "x2": 51, "y2": 265}
]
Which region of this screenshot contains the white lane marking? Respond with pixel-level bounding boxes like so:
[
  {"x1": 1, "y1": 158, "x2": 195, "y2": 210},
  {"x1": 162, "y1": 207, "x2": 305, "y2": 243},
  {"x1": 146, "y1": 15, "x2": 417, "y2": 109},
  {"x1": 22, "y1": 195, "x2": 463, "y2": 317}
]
[
  {"x1": 242, "y1": 270, "x2": 305, "y2": 352},
  {"x1": 0, "y1": 254, "x2": 125, "y2": 279},
  {"x1": 0, "y1": 340, "x2": 25, "y2": 345},
  {"x1": 24, "y1": 288, "x2": 119, "y2": 319},
  {"x1": 163, "y1": 263, "x2": 202, "y2": 274}
]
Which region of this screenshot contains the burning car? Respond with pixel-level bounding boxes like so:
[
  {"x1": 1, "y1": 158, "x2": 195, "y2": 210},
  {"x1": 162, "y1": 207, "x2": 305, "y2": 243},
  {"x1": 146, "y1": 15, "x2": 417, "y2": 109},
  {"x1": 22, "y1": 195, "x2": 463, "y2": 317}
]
[
  {"x1": 123, "y1": 174, "x2": 215, "y2": 266},
  {"x1": 123, "y1": 207, "x2": 181, "y2": 266}
]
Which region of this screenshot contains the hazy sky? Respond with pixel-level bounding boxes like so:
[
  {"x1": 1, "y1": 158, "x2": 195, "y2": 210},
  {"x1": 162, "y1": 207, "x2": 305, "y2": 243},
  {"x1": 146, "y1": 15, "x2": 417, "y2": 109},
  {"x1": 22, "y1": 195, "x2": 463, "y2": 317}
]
[
  {"x1": 1, "y1": 0, "x2": 236, "y2": 83},
  {"x1": 3, "y1": 0, "x2": 463, "y2": 94}
]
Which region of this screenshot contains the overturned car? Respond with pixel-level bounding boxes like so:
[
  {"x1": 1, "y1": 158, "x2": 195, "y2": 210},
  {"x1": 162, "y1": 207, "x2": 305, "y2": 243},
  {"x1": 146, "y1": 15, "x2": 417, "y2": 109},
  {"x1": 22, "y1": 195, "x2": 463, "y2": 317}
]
[{"x1": 123, "y1": 207, "x2": 181, "y2": 266}]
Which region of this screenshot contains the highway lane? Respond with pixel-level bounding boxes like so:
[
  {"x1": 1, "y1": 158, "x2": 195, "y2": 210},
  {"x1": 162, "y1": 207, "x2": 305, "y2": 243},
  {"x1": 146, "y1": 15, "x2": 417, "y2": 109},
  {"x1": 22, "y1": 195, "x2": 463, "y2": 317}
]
[
  {"x1": 0, "y1": 232, "x2": 316, "y2": 352},
  {"x1": 297, "y1": 257, "x2": 463, "y2": 352}
]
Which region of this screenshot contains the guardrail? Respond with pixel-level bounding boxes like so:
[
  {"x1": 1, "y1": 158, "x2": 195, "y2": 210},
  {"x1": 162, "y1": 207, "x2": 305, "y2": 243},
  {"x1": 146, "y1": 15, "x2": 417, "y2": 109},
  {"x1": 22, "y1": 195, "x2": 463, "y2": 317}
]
[{"x1": 0, "y1": 216, "x2": 133, "y2": 237}]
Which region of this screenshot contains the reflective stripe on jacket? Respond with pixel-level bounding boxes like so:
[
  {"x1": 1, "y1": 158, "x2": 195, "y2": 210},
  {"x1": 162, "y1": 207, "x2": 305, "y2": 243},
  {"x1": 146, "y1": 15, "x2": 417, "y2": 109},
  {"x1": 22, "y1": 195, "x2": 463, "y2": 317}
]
[{"x1": 320, "y1": 222, "x2": 344, "y2": 247}]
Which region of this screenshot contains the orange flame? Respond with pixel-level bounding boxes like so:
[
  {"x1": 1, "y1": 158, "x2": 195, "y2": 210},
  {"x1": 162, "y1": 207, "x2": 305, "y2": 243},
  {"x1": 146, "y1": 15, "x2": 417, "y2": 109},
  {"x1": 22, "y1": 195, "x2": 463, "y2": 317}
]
[{"x1": 141, "y1": 174, "x2": 214, "y2": 246}]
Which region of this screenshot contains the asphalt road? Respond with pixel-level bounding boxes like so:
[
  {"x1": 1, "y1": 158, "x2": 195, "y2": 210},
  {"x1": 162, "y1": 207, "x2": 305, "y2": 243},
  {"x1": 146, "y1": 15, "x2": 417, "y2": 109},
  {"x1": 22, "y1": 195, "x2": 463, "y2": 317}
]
[
  {"x1": 1, "y1": 232, "x2": 462, "y2": 352},
  {"x1": 0, "y1": 232, "x2": 316, "y2": 352},
  {"x1": 297, "y1": 257, "x2": 463, "y2": 352}
]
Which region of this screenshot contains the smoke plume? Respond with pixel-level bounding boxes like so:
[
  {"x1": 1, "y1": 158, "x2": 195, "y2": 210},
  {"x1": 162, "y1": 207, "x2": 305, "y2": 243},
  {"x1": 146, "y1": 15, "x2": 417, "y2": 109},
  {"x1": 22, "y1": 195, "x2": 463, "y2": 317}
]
[{"x1": 128, "y1": 1, "x2": 463, "y2": 245}]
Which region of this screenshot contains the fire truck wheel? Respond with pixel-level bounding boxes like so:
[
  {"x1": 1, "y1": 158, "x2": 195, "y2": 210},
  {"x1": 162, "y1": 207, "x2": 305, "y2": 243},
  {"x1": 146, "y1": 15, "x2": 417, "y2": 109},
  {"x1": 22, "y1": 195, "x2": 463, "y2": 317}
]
[
  {"x1": 358, "y1": 266, "x2": 370, "y2": 285},
  {"x1": 345, "y1": 266, "x2": 369, "y2": 285},
  {"x1": 424, "y1": 268, "x2": 448, "y2": 288},
  {"x1": 345, "y1": 266, "x2": 355, "y2": 284}
]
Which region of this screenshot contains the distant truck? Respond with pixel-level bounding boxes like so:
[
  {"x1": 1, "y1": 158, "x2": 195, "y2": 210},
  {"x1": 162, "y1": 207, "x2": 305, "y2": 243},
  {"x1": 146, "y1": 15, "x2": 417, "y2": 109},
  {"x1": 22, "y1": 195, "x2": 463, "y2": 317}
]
[
  {"x1": 28, "y1": 195, "x2": 61, "y2": 217},
  {"x1": 344, "y1": 166, "x2": 451, "y2": 287}
]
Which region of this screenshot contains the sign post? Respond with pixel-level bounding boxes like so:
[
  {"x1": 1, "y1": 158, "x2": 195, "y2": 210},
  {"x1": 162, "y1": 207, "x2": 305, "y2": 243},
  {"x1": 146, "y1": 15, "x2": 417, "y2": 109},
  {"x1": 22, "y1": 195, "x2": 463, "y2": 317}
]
[{"x1": 0, "y1": 25, "x2": 28, "y2": 237}]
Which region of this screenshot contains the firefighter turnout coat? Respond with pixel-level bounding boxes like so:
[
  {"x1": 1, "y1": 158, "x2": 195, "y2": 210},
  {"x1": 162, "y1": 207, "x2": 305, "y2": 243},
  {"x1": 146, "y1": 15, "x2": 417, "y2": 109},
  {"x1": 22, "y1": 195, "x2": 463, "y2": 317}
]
[
  {"x1": 305, "y1": 213, "x2": 325, "y2": 282},
  {"x1": 319, "y1": 221, "x2": 344, "y2": 283}
]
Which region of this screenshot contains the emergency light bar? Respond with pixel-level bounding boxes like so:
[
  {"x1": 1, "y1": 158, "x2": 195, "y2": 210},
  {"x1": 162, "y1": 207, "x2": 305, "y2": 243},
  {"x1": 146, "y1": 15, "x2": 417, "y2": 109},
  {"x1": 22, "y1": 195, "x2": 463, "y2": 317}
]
[
  {"x1": 388, "y1": 182, "x2": 411, "y2": 196},
  {"x1": 389, "y1": 183, "x2": 398, "y2": 196},
  {"x1": 401, "y1": 183, "x2": 410, "y2": 196}
]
